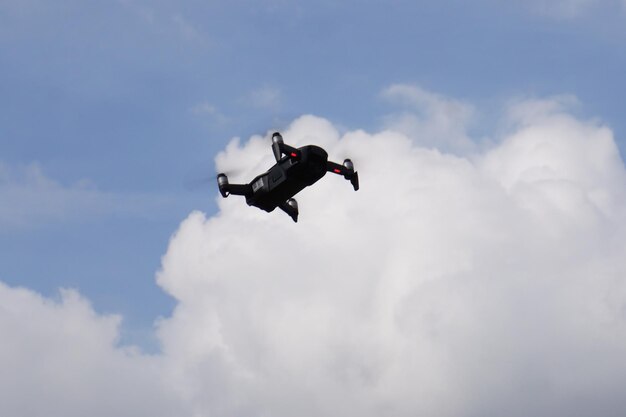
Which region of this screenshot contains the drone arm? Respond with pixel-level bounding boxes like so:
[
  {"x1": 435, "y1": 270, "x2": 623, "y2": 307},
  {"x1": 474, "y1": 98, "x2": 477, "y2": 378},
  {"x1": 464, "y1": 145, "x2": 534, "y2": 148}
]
[
  {"x1": 271, "y1": 132, "x2": 301, "y2": 162},
  {"x1": 225, "y1": 183, "x2": 252, "y2": 196},
  {"x1": 217, "y1": 173, "x2": 252, "y2": 198},
  {"x1": 272, "y1": 142, "x2": 301, "y2": 162},
  {"x1": 327, "y1": 161, "x2": 346, "y2": 175},
  {"x1": 327, "y1": 160, "x2": 359, "y2": 191}
]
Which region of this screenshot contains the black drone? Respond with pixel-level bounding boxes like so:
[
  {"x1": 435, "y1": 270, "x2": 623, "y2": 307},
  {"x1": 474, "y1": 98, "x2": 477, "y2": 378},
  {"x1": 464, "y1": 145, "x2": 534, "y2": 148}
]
[{"x1": 217, "y1": 132, "x2": 359, "y2": 222}]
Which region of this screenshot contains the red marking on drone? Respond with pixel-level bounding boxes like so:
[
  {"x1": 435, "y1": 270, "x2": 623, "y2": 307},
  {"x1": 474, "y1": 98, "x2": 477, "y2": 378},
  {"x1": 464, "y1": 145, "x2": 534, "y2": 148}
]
[
  {"x1": 333, "y1": 169, "x2": 341, "y2": 173},
  {"x1": 291, "y1": 152, "x2": 298, "y2": 157}
]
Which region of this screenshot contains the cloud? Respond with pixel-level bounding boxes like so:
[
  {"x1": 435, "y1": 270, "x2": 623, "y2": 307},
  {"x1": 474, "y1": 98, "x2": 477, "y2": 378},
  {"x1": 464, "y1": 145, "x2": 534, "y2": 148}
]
[
  {"x1": 530, "y1": 0, "x2": 599, "y2": 18},
  {"x1": 116, "y1": 2, "x2": 211, "y2": 44},
  {"x1": 3, "y1": 88, "x2": 626, "y2": 416},
  {"x1": 243, "y1": 86, "x2": 283, "y2": 110},
  {"x1": 381, "y1": 84, "x2": 476, "y2": 154},
  {"x1": 0, "y1": 163, "x2": 173, "y2": 230},
  {"x1": 172, "y1": 14, "x2": 203, "y2": 41},
  {"x1": 156, "y1": 97, "x2": 626, "y2": 416},
  {"x1": 0, "y1": 282, "x2": 183, "y2": 417},
  {"x1": 190, "y1": 101, "x2": 230, "y2": 124},
  {"x1": 0, "y1": 0, "x2": 45, "y2": 16},
  {"x1": 504, "y1": 95, "x2": 581, "y2": 127},
  {"x1": 518, "y1": 0, "x2": 626, "y2": 19}
]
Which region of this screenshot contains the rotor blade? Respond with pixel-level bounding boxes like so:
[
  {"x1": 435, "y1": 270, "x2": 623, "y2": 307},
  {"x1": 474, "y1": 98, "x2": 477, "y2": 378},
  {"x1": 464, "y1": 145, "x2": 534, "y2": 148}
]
[
  {"x1": 183, "y1": 175, "x2": 214, "y2": 191},
  {"x1": 183, "y1": 169, "x2": 245, "y2": 191}
]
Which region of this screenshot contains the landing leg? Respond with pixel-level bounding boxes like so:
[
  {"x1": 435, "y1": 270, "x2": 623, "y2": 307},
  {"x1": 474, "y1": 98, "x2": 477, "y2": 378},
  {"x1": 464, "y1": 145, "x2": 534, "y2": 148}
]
[{"x1": 278, "y1": 198, "x2": 298, "y2": 222}]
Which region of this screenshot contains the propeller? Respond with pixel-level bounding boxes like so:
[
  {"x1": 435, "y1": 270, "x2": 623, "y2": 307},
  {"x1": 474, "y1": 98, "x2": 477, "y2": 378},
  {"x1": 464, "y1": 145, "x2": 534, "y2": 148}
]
[{"x1": 183, "y1": 168, "x2": 245, "y2": 191}]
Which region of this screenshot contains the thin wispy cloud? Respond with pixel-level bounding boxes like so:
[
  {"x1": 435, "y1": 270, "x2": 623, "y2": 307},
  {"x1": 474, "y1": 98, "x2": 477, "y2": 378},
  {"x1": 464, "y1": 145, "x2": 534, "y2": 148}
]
[
  {"x1": 172, "y1": 14, "x2": 203, "y2": 41},
  {"x1": 532, "y1": 0, "x2": 598, "y2": 18},
  {"x1": 381, "y1": 84, "x2": 476, "y2": 153},
  {"x1": 190, "y1": 102, "x2": 230, "y2": 124},
  {"x1": 243, "y1": 86, "x2": 283, "y2": 110},
  {"x1": 520, "y1": 0, "x2": 625, "y2": 18},
  {"x1": 0, "y1": 162, "x2": 174, "y2": 231}
]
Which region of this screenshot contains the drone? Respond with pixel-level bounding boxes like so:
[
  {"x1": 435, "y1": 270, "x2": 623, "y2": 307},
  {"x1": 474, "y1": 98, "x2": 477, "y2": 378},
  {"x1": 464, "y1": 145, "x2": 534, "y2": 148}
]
[{"x1": 217, "y1": 132, "x2": 359, "y2": 222}]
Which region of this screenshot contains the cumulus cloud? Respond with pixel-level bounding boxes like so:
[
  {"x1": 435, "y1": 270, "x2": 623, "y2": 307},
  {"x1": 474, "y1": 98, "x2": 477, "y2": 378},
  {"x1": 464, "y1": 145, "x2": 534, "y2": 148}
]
[
  {"x1": 3, "y1": 88, "x2": 626, "y2": 416},
  {"x1": 0, "y1": 282, "x2": 183, "y2": 417},
  {"x1": 156, "y1": 96, "x2": 626, "y2": 416}
]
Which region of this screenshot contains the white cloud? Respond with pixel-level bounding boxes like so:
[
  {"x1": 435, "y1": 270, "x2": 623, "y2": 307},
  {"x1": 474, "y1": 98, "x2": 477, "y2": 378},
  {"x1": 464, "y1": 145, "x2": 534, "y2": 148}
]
[
  {"x1": 0, "y1": 163, "x2": 173, "y2": 230},
  {"x1": 0, "y1": 282, "x2": 183, "y2": 417},
  {"x1": 156, "y1": 99, "x2": 626, "y2": 416},
  {"x1": 3, "y1": 89, "x2": 626, "y2": 416},
  {"x1": 504, "y1": 95, "x2": 581, "y2": 127}
]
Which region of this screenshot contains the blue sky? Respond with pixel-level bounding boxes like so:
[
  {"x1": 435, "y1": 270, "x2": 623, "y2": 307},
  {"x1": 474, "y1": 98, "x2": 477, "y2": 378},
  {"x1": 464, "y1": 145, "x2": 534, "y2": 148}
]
[{"x1": 2, "y1": 0, "x2": 626, "y2": 348}]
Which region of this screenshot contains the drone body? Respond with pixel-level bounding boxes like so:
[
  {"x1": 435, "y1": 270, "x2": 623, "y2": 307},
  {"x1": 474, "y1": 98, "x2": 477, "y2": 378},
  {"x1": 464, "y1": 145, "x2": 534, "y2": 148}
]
[{"x1": 217, "y1": 132, "x2": 359, "y2": 222}]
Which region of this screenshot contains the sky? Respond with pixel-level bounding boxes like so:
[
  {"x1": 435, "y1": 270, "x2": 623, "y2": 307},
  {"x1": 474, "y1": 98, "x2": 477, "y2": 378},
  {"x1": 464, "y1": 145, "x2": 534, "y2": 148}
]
[{"x1": 2, "y1": 1, "x2": 626, "y2": 416}]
